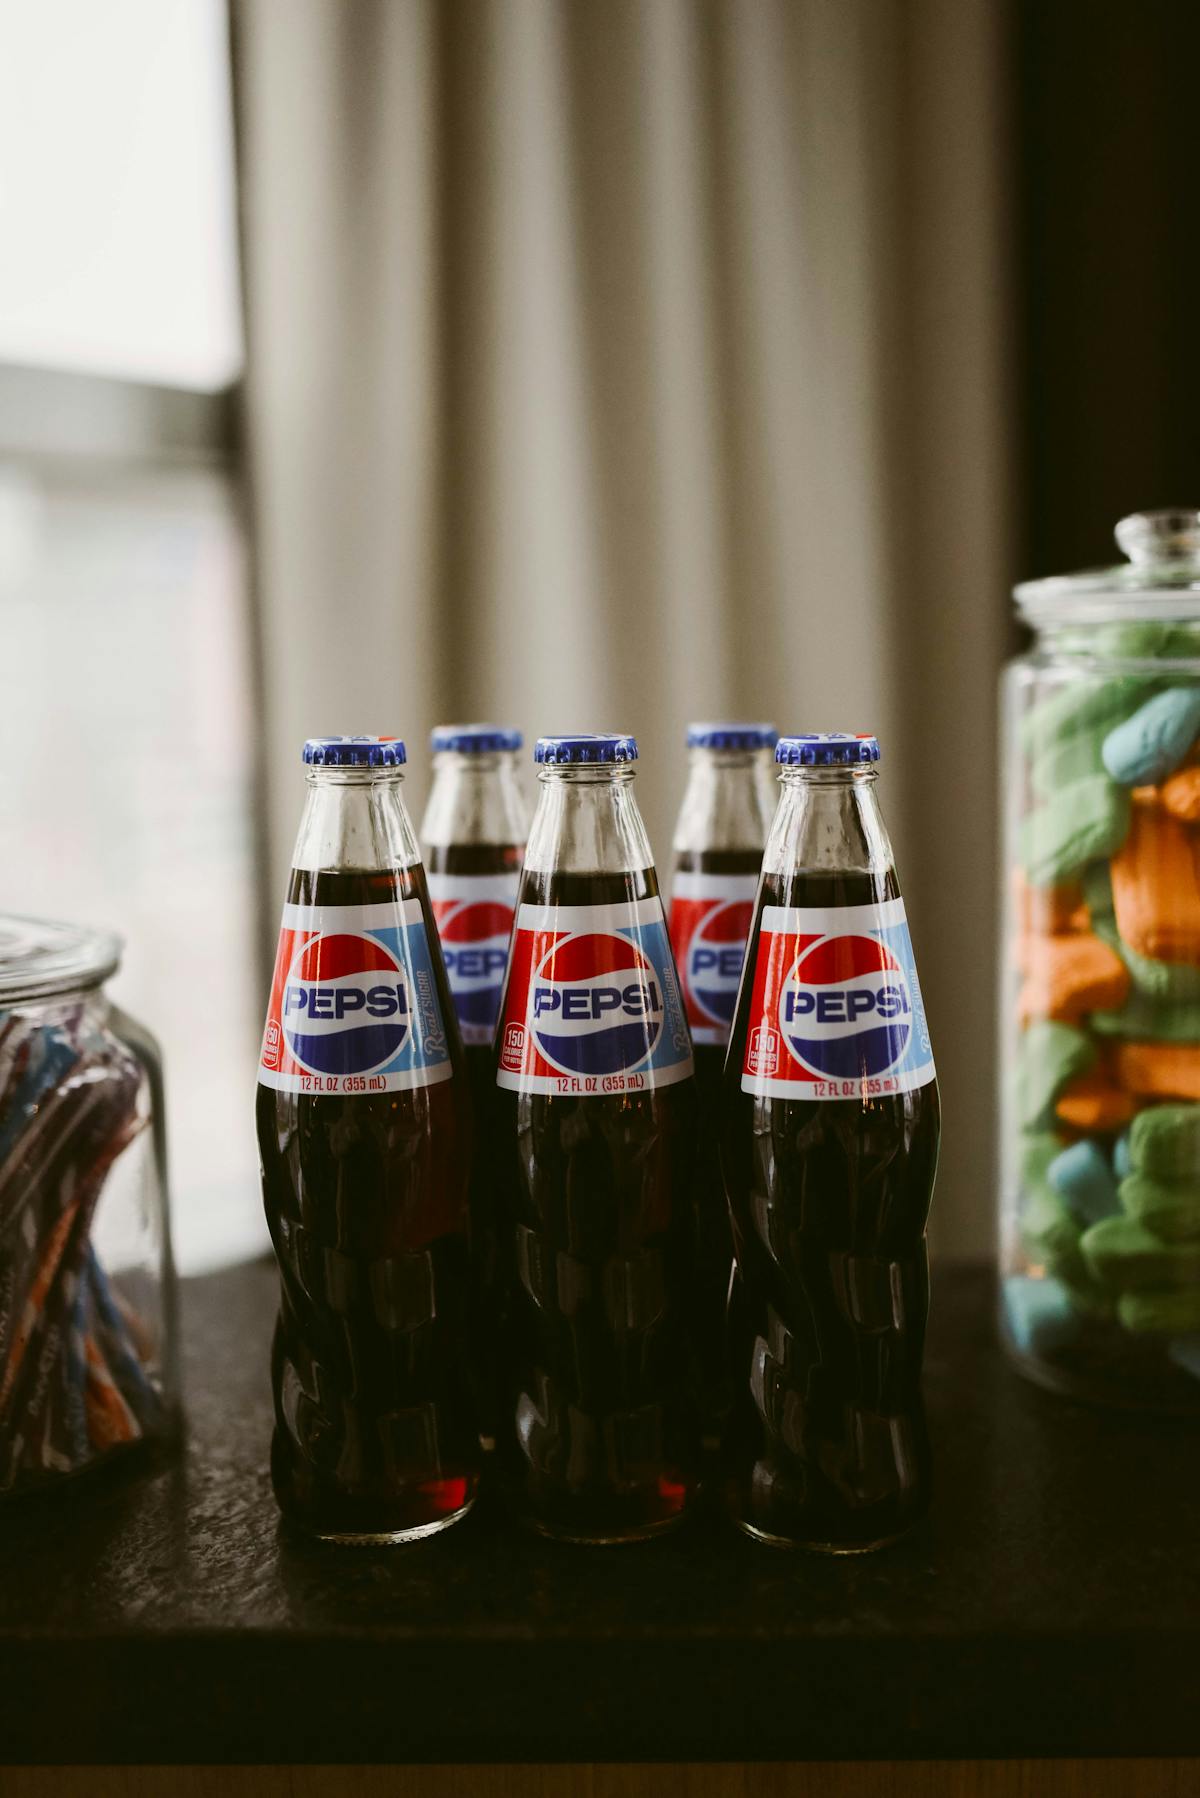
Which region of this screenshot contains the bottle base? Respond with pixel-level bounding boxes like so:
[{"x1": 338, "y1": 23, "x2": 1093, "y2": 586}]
[
  {"x1": 529, "y1": 1508, "x2": 689, "y2": 1547},
  {"x1": 734, "y1": 1516, "x2": 909, "y2": 1554},
  {"x1": 312, "y1": 1496, "x2": 476, "y2": 1547}
]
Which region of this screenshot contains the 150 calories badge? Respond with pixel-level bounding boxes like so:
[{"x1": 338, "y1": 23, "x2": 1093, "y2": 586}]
[
  {"x1": 497, "y1": 897, "x2": 694, "y2": 1096},
  {"x1": 259, "y1": 899, "x2": 452, "y2": 1095},
  {"x1": 740, "y1": 897, "x2": 935, "y2": 1101}
]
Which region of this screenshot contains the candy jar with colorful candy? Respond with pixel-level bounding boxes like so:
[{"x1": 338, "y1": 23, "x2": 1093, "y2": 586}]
[
  {"x1": 0, "y1": 916, "x2": 179, "y2": 1495},
  {"x1": 1001, "y1": 510, "x2": 1200, "y2": 1410}
]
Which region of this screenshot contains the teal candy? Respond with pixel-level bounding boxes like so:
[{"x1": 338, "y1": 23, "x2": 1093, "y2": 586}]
[
  {"x1": 1119, "y1": 1173, "x2": 1200, "y2": 1243},
  {"x1": 1020, "y1": 676, "x2": 1153, "y2": 758},
  {"x1": 1048, "y1": 1140, "x2": 1118, "y2": 1225},
  {"x1": 1090, "y1": 994, "x2": 1200, "y2": 1041},
  {"x1": 1130, "y1": 1104, "x2": 1200, "y2": 1179},
  {"x1": 1113, "y1": 1132, "x2": 1133, "y2": 1179},
  {"x1": 1029, "y1": 725, "x2": 1107, "y2": 801},
  {"x1": 1081, "y1": 1215, "x2": 1200, "y2": 1291},
  {"x1": 1101, "y1": 686, "x2": 1200, "y2": 787},
  {"x1": 1002, "y1": 1275, "x2": 1079, "y2": 1355},
  {"x1": 1117, "y1": 1287, "x2": 1200, "y2": 1335},
  {"x1": 1017, "y1": 1022, "x2": 1095, "y2": 1128},
  {"x1": 1020, "y1": 776, "x2": 1130, "y2": 887}
]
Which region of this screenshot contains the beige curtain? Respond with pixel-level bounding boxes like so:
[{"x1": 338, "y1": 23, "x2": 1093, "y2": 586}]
[{"x1": 233, "y1": 0, "x2": 1013, "y2": 1255}]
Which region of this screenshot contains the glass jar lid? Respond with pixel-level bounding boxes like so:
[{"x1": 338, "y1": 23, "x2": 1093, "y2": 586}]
[
  {"x1": 1015, "y1": 510, "x2": 1200, "y2": 627},
  {"x1": 0, "y1": 914, "x2": 121, "y2": 1004}
]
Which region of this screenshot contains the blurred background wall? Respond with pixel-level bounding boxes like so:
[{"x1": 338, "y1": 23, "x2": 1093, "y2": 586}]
[{"x1": 1, "y1": 0, "x2": 1198, "y2": 1268}]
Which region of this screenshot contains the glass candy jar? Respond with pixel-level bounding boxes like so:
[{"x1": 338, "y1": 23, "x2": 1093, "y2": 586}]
[
  {"x1": 1001, "y1": 510, "x2": 1200, "y2": 1411},
  {"x1": 0, "y1": 915, "x2": 179, "y2": 1495}
]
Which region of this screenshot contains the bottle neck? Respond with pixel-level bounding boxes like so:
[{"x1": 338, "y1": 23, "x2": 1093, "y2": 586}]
[
  {"x1": 672, "y1": 747, "x2": 773, "y2": 854},
  {"x1": 291, "y1": 767, "x2": 421, "y2": 872},
  {"x1": 761, "y1": 765, "x2": 895, "y2": 879},
  {"x1": 420, "y1": 750, "x2": 529, "y2": 849},
  {"x1": 524, "y1": 765, "x2": 654, "y2": 875}
]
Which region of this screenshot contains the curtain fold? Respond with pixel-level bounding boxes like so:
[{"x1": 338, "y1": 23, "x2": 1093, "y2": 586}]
[{"x1": 233, "y1": 0, "x2": 1012, "y2": 1253}]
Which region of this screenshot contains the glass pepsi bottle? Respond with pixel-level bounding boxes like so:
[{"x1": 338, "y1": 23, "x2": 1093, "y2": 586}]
[
  {"x1": 256, "y1": 736, "x2": 479, "y2": 1542},
  {"x1": 668, "y1": 722, "x2": 776, "y2": 1441},
  {"x1": 721, "y1": 733, "x2": 939, "y2": 1551},
  {"x1": 493, "y1": 733, "x2": 701, "y2": 1541},
  {"x1": 421, "y1": 723, "x2": 528, "y2": 1445}
]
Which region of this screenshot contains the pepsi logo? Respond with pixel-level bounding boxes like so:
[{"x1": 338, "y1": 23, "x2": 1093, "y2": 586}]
[
  {"x1": 434, "y1": 899, "x2": 513, "y2": 1028},
  {"x1": 778, "y1": 934, "x2": 911, "y2": 1080},
  {"x1": 283, "y1": 932, "x2": 409, "y2": 1076},
  {"x1": 686, "y1": 900, "x2": 752, "y2": 1027},
  {"x1": 531, "y1": 932, "x2": 663, "y2": 1076}
]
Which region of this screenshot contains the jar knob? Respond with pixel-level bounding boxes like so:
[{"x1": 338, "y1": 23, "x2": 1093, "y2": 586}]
[{"x1": 1115, "y1": 509, "x2": 1200, "y2": 566}]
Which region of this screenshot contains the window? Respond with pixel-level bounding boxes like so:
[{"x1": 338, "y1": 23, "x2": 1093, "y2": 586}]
[{"x1": 0, "y1": 0, "x2": 264, "y2": 1271}]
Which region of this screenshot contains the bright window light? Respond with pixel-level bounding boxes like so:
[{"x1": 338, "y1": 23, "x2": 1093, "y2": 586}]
[{"x1": 0, "y1": 0, "x2": 243, "y2": 390}]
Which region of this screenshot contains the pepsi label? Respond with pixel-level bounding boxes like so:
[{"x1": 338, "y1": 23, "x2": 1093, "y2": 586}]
[
  {"x1": 428, "y1": 871, "x2": 519, "y2": 1046},
  {"x1": 669, "y1": 871, "x2": 758, "y2": 1047},
  {"x1": 259, "y1": 899, "x2": 453, "y2": 1095},
  {"x1": 740, "y1": 898, "x2": 935, "y2": 1101},
  {"x1": 497, "y1": 897, "x2": 693, "y2": 1096}
]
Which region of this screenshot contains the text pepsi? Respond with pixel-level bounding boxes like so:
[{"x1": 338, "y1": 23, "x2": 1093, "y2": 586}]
[
  {"x1": 422, "y1": 726, "x2": 528, "y2": 1444},
  {"x1": 669, "y1": 722, "x2": 776, "y2": 1440},
  {"x1": 720, "y1": 734, "x2": 939, "y2": 1551},
  {"x1": 257, "y1": 737, "x2": 480, "y2": 1542},
  {"x1": 493, "y1": 734, "x2": 700, "y2": 1541}
]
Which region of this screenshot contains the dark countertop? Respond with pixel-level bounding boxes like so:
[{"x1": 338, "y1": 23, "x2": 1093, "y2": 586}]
[{"x1": 1, "y1": 1259, "x2": 1198, "y2": 1766}]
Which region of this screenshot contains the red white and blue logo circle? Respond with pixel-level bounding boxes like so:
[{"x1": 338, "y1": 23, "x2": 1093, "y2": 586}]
[
  {"x1": 686, "y1": 900, "x2": 753, "y2": 1028},
  {"x1": 531, "y1": 932, "x2": 663, "y2": 1076},
  {"x1": 778, "y1": 934, "x2": 912, "y2": 1080},
  {"x1": 282, "y1": 932, "x2": 410, "y2": 1076},
  {"x1": 433, "y1": 899, "x2": 513, "y2": 1030}
]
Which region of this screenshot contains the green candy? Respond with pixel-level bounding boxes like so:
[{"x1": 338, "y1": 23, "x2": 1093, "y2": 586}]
[
  {"x1": 1021, "y1": 776, "x2": 1130, "y2": 887},
  {"x1": 1081, "y1": 1215, "x2": 1200, "y2": 1291},
  {"x1": 1130, "y1": 1104, "x2": 1200, "y2": 1180},
  {"x1": 1119, "y1": 1173, "x2": 1200, "y2": 1242},
  {"x1": 1090, "y1": 995, "x2": 1200, "y2": 1041},
  {"x1": 1022, "y1": 1185, "x2": 1081, "y2": 1262},
  {"x1": 1019, "y1": 1188, "x2": 1106, "y2": 1308},
  {"x1": 1117, "y1": 1288, "x2": 1200, "y2": 1335},
  {"x1": 1020, "y1": 677, "x2": 1153, "y2": 759},
  {"x1": 1090, "y1": 622, "x2": 1179, "y2": 660},
  {"x1": 1017, "y1": 1022, "x2": 1094, "y2": 1129},
  {"x1": 1021, "y1": 1130, "x2": 1065, "y2": 1187},
  {"x1": 1029, "y1": 724, "x2": 1107, "y2": 801},
  {"x1": 1081, "y1": 860, "x2": 1114, "y2": 921}
]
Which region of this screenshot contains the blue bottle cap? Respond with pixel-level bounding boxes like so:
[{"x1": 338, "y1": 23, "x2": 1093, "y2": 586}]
[
  {"x1": 776, "y1": 733, "x2": 880, "y2": 766},
  {"x1": 430, "y1": 723, "x2": 523, "y2": 754},
  {"x1": 686, "y1": 721, "x2": 778, "y2": 751},
  {"x1": 534, "y1": 734, "x2": 639, "y2": 765},
  {"x1": 302, "y1": 736, "x2": 407, "y2": 767}
]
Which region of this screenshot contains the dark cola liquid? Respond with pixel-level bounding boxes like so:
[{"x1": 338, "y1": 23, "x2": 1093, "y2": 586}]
[
  {"x1": 720, "y1": 864, "x2": 940, "y2": 1550},
  {"x1": 256, "y1": 864, "x2": 480, "y2": 1540},
  {"x1": 426, "y1": 839, "x2": 523, "y2": 1445},
  {"x1": 494, "y1": 866, "x2": 701, "y2": 1541},
  {"x1": 671, "y1": 846, "x2": 762, "y2": 1442}
]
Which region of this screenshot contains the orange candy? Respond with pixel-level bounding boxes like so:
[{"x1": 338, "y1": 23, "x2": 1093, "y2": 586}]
[
  {"x1": 1109, "y1": 801, "x2": 1200, "y2": 963},
  {"x1": 1017, "y1": 932, "x2": 1130, "y2": 1024},
  {"x1": 1160, "y1": 764, "x2": 1200, "y2": 825},
  {"x1": 1012, "y1": 869, "x2": 1089, "y2": 936},
  {"x1": 1053, "y1": 1071, "x2": 1137, "y2": 1133},
  {"x1": 1112, "y1": 1041, "x2": 1200, "y2": 1102}
]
